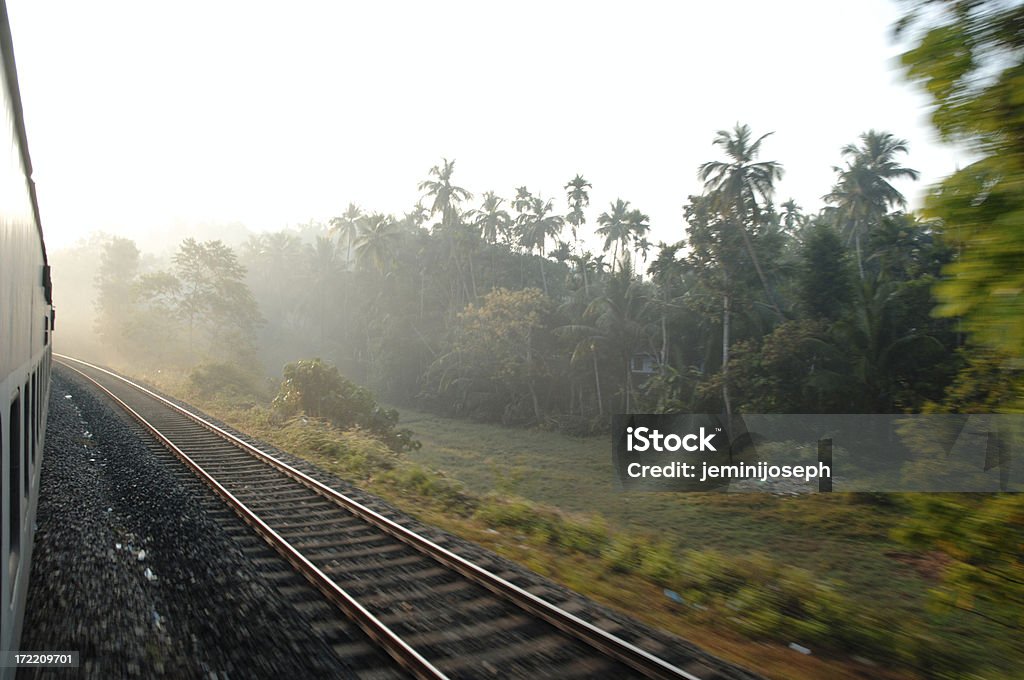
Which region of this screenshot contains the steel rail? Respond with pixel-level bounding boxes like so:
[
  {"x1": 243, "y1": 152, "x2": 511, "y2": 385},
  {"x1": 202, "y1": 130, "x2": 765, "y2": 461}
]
[
  {"x1": 57, "y1": 355, "x2": 706, "y2": 680},
  {"x1": 57, "y1": 356, "x2": 447, "y2": 680}
]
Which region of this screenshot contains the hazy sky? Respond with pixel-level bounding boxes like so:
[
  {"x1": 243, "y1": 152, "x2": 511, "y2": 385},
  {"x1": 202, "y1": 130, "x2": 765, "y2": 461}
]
[{"x1": 8, "y1": 0, "x2": 963, "y2": 253}]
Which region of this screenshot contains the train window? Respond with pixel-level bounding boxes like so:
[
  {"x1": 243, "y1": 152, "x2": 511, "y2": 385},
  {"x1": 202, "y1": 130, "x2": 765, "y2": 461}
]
[
  {"x1": 34, "y1": 372, "x2": 41, "y2": 465},
  {"x1": 9, "y1": 396, "x2": 21, "y2": 594},
  {"x1": 24, "y1": 381, "x2": 31, "y2": 492},
  {"x1": 31, "y1": 373, "x2": 38, "y2": 468}
]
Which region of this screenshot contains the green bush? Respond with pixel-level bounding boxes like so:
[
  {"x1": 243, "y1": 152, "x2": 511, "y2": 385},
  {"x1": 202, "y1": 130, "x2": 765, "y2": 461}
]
[
  {"x1": 272, "y1": 358, "x2": 419, "y2": 451},
  {"x1": 667, "y1": 549, "x2": 898, "y2": 658}
]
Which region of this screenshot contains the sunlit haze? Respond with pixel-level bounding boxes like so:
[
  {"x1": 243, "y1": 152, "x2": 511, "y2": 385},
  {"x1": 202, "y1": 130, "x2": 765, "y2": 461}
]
[{"x1": 9, "y1": 0, "x2": 963, "y2": 252}]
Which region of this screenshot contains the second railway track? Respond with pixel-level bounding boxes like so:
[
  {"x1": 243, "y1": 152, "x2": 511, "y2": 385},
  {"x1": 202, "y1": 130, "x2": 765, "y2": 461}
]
[{"x1": 56, "y1": 355, "x2": 763, "y2": 680}]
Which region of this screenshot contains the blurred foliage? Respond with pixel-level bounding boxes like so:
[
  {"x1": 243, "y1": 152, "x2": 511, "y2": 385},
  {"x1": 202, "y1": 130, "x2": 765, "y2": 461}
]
[
  {"x1": 893, "y1": 6, "x2": 1024, "y2": 670},
  {"x1": 895, "y1": 494, "x2": 1024, "y2": 630},
  {"x1": 898, "y1": 0, "x2": 1024, "y2": 409}
]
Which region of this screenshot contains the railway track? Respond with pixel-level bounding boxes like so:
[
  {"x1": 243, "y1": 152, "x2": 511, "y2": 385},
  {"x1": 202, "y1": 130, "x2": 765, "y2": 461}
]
[{"x1": 56, "y1": 355, "x2": 763, "y2": 680}]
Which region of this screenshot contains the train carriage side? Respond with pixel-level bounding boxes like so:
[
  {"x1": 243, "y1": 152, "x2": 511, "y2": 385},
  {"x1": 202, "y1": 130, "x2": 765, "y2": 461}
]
[{"x1": 0, "y1": 0, "x2": 53, "y2": 670}]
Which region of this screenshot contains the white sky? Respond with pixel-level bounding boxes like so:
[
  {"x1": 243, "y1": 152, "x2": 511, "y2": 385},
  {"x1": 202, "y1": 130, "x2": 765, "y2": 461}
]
[{"x1": 8, "y1": 0, "x2": 964, "y2": 253}]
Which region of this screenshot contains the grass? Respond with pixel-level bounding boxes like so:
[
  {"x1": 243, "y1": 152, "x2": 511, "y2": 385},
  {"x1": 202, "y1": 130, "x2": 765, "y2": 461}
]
[{"x1": 399, "y1": 405, "x2": 923, "y2": 613}]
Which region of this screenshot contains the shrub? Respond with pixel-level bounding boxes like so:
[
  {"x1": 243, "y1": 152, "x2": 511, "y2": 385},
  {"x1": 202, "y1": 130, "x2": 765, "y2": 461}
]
[{"x1": 272, "y1": 358, "x2": 419, "y2": 451}]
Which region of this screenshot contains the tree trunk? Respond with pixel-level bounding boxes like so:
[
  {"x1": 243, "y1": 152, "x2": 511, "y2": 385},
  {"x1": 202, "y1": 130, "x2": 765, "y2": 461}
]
[
  {"x1": 855, "y1": 232, "x2": 865, "y2": 281},
  {"x1": 624, "y1": 357, "x2": 633, "y2": 413},
  {"x1": 737, "y1": 220, "x2": 783, "y2": 319},
  {"x1": 469, "y1": 252, "x2": 478, "y2": 299},
  {"x1": 660, "y1": 310, "x2": 668, "y2": 370},
  {"x1": 593, "y1": 350, "x2": 604, "y2": 416},
  {"x1": 528, "y1": 383, "x2": 542, "y2": 423},
  {"x1": 722, "y1": 289, "x2": 732, "y2": 420}
]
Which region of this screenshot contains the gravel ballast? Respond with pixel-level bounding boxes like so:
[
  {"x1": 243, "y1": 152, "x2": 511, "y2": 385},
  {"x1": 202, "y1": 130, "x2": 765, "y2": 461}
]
[{"x1": 20, "y1": 369, "x2": 364, "y2": 678}]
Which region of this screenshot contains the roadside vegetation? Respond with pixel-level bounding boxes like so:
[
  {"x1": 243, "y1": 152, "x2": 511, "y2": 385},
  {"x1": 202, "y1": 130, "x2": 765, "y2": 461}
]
[{"x1": 49, "y1": 2, "x2": 1024, "y2": 678}]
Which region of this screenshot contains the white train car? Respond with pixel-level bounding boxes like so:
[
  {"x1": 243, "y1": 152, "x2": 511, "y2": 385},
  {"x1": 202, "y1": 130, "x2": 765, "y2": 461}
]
[{"x1": 0, "y1": 0, "x2": 53, "y2": 673}]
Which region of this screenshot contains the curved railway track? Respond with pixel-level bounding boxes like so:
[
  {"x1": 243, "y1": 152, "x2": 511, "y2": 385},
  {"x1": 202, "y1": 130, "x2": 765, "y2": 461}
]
[{"x1": 56, "y1": 355, "x2": 762, "y2": 680}]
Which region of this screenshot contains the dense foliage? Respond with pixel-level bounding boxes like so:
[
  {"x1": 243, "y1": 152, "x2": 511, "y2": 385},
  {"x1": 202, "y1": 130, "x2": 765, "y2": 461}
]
[{"x1": 93, "y1": 133, "x2": 969, "y2": 429}]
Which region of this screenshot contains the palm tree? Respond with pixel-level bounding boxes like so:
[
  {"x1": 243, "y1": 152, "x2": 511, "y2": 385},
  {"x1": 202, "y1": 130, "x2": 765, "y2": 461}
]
[
  {"x1": 564, "y1": 174, "x2": 592, "y2": 247},
  {"x1": 329, "y1": 203, "x2": 363, "y2": 268},
  {"x1": 354, "y1": 213, "x2": 402, "y2": 274},
  {"x1": 560, "y1": 267, "x2": 654, "y2": 413},
  {"x1": 571, "y1": 250, "x2": 600, "y2": 296},
  {"x1": 780, "y1": 199, "x2": 805, "y2": 234},
  {"x1": 698, "y1": 123, "x2": 784, "y2": 318},
  {"x1": 628, "y1": 209, "x2": 651, "y2": 266},
  {"x1": 512, "y1": 185, "x2": 533, "y2": 215},
  {"x1": 648, "y1": 242, "x2": 684, "y2": 368},
  {"x1": 596, "y1": 199, "x2": 632, "y2": 273},
  {"x1": 419, "y1": 158, "x2": 472, "y2": 229},
  {"x1": 468, "y1": 191, "x2": 511, "y2": 244},
  {"x1": 824, "y1": 130, "x2": 920, "y2": 279},
  {"x1": 519, "y1": 196, "x2": 564, "y2": 295}
]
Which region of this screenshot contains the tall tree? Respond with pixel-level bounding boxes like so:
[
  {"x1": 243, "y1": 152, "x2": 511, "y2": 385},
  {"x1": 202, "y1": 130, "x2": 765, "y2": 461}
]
[
  {"x1": 647, "y1": 242, "x2": 685, "y2": 370},
  {"x1": 329, "y1": 203, "x2": 364, "y2": 268},
  {"x1": 823, "y1": 130, "x2": 919, "y2": 279},
  {"x1": 564, "y1": 174, "x2": 592, "y2": 247},
  {"x1": 94, "y1": 236, "x2": 141, "y2": 352},
  {"x1": 596, "y1": 199, "x2": 632, "y2": 273},
  {"x1": 698, "y1": 123, "x2": 784, "y2": 318},
  {"x1": 419, "y1": 158, "x2": 472, "y2": 229},
  {"x1": 469, "y1": 191, "x2": 512, "y2": 244},
  {"x1": 355, "y1": 213, "x2": 402, "y2": 274},
  {"x1": 797, "y1": 222, "x2": 855, "y2": 320},
  {"x1": 518, "y1": 196, "x2": 564, "y2": 295},
  {"x1": 780, "y1": 199, "x2": 805, "y2": 234},
  {"x1": 627, "y1": 209, "x2": 651, "y2": 266},
  {"x1": 138, "y1": 238, "x2": 260, "y2": 362}
]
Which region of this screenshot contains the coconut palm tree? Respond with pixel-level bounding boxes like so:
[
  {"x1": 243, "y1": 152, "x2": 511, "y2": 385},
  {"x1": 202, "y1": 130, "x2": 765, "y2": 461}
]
[
  {"x1": 518, "y1": 196, "x2": 564, "y2": 295},
  {"x1": 564, "y1": 174, "x2": 592, "y2": 247},
  {"x1": 628, "y1": 209, "x2": 651, "y2": 266},
  {"x1": 780, "y1": 199, "x2": 805, "y2": 234},
  {"x1": 647, "y1": 242, "x2": 685, "y2": 368},
  {"x1": 559, "y1": 266, "x2": 654, "y2": 413},
  {"x1": 824, "y1": 130, "x2": 920, "y2": 279},
  {"x1": 418, "y1": 158, "x2": 472, "y2": 229},
  {"x1": 468, "y1": 191, "x2": 511, "y2": 244},
  {"x1": 596, "y1": 199, "x2": 633, "y2": 273},
  {"x1": 329, "y1": 203, "x2": 363, "y2": 268},
  {"x1": 355, "y1": 213, "x2": 402, "y2": 274},
  {"x1": 698, "y1": 123, "x2": 784, "y2": 317}
]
